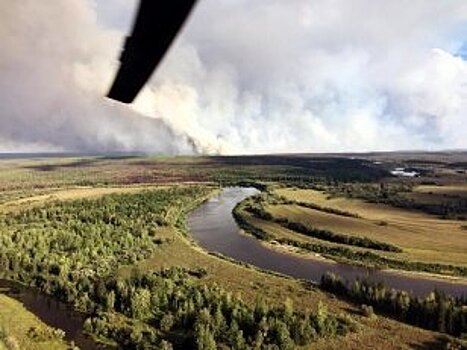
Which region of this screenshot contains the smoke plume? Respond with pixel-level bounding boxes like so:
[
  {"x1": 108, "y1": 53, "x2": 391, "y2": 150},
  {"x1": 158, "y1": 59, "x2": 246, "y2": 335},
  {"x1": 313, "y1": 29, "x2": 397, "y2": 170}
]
[
  {"x1": 0, "y1": 1, "x2": 195, "y2": 153},
  {"x1": 136, "y1": 0, "x2": 467, "y2": 153},
  {"x1": 2, "y1": 1, "x2": 467, "y2": 154}
]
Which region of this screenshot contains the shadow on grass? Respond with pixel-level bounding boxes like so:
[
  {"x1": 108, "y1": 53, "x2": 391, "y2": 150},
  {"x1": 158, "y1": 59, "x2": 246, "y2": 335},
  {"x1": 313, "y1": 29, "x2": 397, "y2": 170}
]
[{"x1": 23, "y1": 158, "x2": 100, "y2": 172}]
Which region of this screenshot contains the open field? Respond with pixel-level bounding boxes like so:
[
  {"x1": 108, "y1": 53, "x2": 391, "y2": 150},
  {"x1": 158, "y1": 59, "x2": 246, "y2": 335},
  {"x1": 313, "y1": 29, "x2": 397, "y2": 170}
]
[
  {"x1": 273, "y1": 187, "x2": 467, "y2": 266},
  {"x1": 0, "y1": 294, "x2": 70, "y2": 350},
  {"x1": 0, "y1": 185, "x2": 164, "y2": 213},
  {"x1": 412, "y1": 184, "x2": 467, "y2": 198}
]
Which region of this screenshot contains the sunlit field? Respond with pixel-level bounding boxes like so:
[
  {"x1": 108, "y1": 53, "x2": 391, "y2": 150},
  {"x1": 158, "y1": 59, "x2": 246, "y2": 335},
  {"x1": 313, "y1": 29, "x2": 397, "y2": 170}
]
[{"x1": 273, "y1": 188, "x2": 467, "y2": 266}]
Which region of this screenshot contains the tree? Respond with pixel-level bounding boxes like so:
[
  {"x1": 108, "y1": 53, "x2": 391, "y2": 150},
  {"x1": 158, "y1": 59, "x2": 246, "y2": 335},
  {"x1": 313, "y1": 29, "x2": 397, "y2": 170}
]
[
  {"x1": 105, "y1": 291, "x2": 116, "y2": 311},
  {"x1": 130, "y1": 288, "x2": 152, "y2": 319},
  {"x1": 195, "y1": 324, "x2": 216, "y2": 350}
]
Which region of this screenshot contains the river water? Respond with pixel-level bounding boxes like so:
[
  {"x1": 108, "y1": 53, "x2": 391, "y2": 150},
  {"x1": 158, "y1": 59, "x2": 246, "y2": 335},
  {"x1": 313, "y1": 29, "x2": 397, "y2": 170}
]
[
  {"x1": 0, "y1": 279, "x2": 105, "y2": 349},
  {"x1": 187, "y1": 187, "x2": 467, "y2": 298}
]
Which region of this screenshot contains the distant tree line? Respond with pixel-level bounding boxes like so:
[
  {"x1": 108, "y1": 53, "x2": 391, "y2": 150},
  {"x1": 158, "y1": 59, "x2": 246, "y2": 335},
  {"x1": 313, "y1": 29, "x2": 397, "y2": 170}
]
[
  {"x1": 328, "y1": 182, "x2": 467, "y2": 220},
  {"x1": 269, "y1": 194, "x2": 361, "y2": 218}
]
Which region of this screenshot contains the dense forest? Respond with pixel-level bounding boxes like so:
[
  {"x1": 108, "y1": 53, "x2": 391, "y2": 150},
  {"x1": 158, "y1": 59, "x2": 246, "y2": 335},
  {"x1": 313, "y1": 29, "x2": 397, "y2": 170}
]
[{"x1": 0, "y1": 186, "x2": 212, "y2": 300}]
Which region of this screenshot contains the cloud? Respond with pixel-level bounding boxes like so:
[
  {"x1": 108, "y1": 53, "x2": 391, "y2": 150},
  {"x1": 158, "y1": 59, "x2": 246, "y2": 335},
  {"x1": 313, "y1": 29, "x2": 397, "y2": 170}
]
[
  {"x1": 0, "y1": 0, "x2": 195, "y2": 154},
  {"x1": 133, "y1": 0, "x2": 467, "y2": 153}
]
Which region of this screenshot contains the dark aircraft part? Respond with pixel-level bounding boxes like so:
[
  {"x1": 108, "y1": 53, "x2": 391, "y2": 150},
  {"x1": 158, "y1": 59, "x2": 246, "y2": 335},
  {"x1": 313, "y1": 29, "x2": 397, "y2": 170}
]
[{"x1": 107, "y1": 0, "x2": 197, "y2": 103}]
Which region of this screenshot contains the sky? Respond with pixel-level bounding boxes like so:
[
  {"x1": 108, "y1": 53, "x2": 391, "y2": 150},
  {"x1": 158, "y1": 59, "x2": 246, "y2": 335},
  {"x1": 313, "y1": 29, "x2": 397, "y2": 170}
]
[{"x1": 1, "y1": 1, "x2": 467, "y2": 154}]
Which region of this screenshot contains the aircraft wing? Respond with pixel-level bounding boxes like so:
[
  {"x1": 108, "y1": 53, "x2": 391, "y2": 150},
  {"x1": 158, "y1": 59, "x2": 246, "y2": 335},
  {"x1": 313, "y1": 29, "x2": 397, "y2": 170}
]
[{"x1": 107, "y1": 0, "x2": 197, "y2": 103}]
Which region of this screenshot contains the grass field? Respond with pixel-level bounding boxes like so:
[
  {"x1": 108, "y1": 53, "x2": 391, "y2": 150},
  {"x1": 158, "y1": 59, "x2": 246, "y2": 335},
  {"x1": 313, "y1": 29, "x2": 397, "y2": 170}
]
[
  {"x1": 273, "y1": 188, "x2": 467, "y2": 266},
  {"x1": 404, "y1": 184, "x2": 467, "y2": 205},
  {"x1": 0, "y1": 185, "x2": 164, "y2": 213},
  {"x1": 0, "y1": 294, "x2": 70, "y2": 350},
  {"x1": 412, "y1": 184, "x2": 467, "y2": 198}
]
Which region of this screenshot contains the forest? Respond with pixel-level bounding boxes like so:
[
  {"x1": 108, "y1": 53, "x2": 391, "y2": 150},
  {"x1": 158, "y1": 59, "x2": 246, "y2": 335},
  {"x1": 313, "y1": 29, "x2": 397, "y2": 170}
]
[{"x1": 84, "y1": 267, "x2": 349, "y2": 349}]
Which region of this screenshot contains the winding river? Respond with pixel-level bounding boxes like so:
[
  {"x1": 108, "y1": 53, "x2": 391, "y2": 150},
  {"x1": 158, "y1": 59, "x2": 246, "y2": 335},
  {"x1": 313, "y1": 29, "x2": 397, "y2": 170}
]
[
  {"x1": 0, "y1": 186, "x2": 465, "y2": 348},
  {"x1": 187, "y1": 187, "x2": 467, "y2": 298}
]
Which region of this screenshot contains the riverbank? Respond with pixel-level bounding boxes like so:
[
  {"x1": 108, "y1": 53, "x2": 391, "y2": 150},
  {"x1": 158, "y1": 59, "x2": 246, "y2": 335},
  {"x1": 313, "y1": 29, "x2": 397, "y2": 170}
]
[
  {"x1": 189, "y1": 187, "x2": 467, "y2": 298},
  {"x1": 0, "y1": 293, "x2": 71, "y2": 350}
]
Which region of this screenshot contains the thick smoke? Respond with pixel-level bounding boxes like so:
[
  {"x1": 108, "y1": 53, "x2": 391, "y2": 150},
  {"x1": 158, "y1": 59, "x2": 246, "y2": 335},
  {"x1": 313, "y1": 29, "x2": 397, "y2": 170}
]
[
  {"x1": 2, "y1": 1, "x2": 467, "y2": 154},
  {"x1": 0, "y1": 1, "x2": 195, "y2": 153},
  {"x1": 133, "y1": 0, "x2": 467, "y2": 153}
]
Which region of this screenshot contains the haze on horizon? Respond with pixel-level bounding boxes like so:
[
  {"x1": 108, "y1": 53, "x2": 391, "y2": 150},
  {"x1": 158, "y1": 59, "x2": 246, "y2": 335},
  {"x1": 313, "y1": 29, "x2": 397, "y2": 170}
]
[{"x1": 1, "y1": 0, "x2": 467, "y2": 155}]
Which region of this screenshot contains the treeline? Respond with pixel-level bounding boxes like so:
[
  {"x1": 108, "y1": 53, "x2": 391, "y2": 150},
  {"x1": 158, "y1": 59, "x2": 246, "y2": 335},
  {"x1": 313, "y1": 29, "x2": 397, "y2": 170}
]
[
  {"x1": 209, "y1": 156, "x2": 389, "y2": 183},
  {"x1": 275, "y1": 220, "x2": 402, "y2": 252},
  {"x1": 233, "y1": 200, "x2": 467, "y2": 277},
  {"x1": 84, "y1": 268, "x2": 350, "y2": 349},
  {"x1": 241, "y1": 196, "x2": 402, "y2": 252},
  {"x1": 321, "y1": 272, "x2": 467, "y2": 337},
  {"x1": 275, "y1": 237, "x2": 467, "y2": 278},
  {"x1": 271, "y1": 194, "x2": 361, "y2": 218},
  {"x1": 232, "y1": 206, "x2": 275, "y2": 242},
  {"x1": 328, "y1": 182, "x2": 467, "y2": 220}
]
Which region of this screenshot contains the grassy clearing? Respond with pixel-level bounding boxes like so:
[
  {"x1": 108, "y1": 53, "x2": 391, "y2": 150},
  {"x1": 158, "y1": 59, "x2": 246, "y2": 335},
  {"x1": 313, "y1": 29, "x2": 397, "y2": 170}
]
[
  {"x1": 0, "y1": 185, "x2": 163, "y2": 213},
  {"x1": 274, "y1": 188, "x2": 467, "y2": 266},
  {"x1": 0, "y1": 294, "x2": 70, "y2": 350},
  {"x1": 401, "y1": 184, "x2": 467, "y2": 219},
  {"x1": 413, "y1": 184, "x2": 467, "y2": 198}
]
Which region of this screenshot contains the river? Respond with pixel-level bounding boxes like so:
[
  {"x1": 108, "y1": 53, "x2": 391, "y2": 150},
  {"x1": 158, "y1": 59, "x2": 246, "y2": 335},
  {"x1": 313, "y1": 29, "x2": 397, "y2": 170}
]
[
  {"x1": 187, "y1": 187, "x2": 467, "y2": 298},
  {"x1": 0, "y1": 279, "x2": 105, "y2": 349}
]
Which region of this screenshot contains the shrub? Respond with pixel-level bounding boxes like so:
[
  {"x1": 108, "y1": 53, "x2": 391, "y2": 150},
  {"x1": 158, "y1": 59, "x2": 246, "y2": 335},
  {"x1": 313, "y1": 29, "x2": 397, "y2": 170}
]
[{"x1": 360, "y1": 304, "x2": 376, "y2": 319}]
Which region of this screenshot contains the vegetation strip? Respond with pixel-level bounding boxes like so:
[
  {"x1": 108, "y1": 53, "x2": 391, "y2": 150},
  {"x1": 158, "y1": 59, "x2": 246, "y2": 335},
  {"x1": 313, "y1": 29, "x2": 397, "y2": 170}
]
[
  {"x1": 327, "y1": 182, "x2": 467, "y2": 220},
  {"x1": 242, "y1": 195, "x2": 402, "y2": 252},
  {"x1": 273, "y1": 194, "x2": 361, "y2": 218},
  {"x1": 233, "y1": 199, "x2": 467, "y2": 277},
  {"x1": 321, "y1": 272, "x2": 467, "y2": 337}
]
